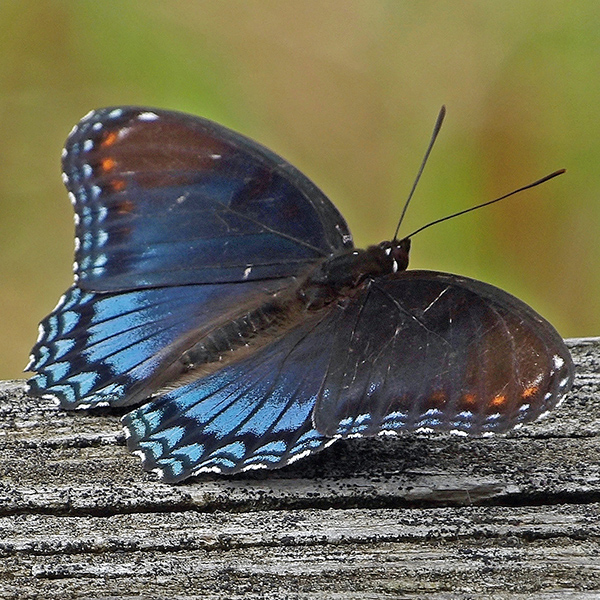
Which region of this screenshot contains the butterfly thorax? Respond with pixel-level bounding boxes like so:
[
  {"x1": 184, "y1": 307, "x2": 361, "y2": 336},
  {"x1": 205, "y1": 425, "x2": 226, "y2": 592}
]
[{"x1": 298, "y1": 238, "x2": 411, "y2": 309}]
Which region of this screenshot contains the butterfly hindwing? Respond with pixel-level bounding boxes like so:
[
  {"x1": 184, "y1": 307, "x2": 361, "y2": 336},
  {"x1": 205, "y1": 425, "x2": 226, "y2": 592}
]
[
  {"x1": 122, "y1": 310, "x2": 341, "y2": 481},
  {"x1": 121, "y1": 269, "x2": 573, "y2": 481},
  {"x1": 27, "y1": 279, "x2": 290, "y2": 408}
]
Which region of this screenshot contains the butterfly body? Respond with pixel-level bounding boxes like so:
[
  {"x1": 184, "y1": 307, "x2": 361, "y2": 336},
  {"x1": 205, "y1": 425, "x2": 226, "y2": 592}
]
[
  {"x1": 298, "y1": 239, "x2": 410, "y2": 309},
  {"x1": 112, "y1": 240, "x2": 408, "y2": 398},
  {"x1": 27, "y1": 107, "x2": 574, "y2": 482}
]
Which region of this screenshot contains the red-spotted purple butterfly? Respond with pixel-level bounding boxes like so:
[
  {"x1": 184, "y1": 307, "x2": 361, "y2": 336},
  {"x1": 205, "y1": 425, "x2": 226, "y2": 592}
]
[{"x1": 27, "y1": 105, "x2": 574, "y2": 482}]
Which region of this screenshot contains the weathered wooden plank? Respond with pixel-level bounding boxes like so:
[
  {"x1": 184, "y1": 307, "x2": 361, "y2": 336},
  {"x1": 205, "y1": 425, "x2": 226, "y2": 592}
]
[
  {"x1": 0, "y1": 337, "x2": 598, "y2": 598},
  {"x1": 1, "y1": 505, "x2": 600, "y2": 598}
]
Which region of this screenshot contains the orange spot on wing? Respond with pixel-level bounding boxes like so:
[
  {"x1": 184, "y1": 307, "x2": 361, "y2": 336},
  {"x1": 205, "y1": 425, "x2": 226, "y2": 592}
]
[
  {"x1": 101, "y1": 131, "x2": 118, "y2": 147},
  {"x1": 522, "y1": 386, "x2": 539, "y2": 398},
  {"x1": 101, "y1": 157, "x2": 116, "y2": 171},
  {"x1": 428, "y1": 390, "x2": 447, "y2": 409},
  {"x1": 115, "y1": 199, "x2": 135, "y2": 214},
  {"x1": 460, "y1": 393, "x2": 477, "y2": 409},
  {"x1": 489, "y1": 394, "x2": 507, "y2": 409},
  {"x1": 111, "y1": 179, "x2": 126, "y2": 192}
]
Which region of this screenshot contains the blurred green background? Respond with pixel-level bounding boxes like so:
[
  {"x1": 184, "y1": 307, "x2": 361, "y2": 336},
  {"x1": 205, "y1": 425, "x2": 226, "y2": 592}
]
[{"x1": 1, "y1": 1, "x2": 598, "y2": 379}]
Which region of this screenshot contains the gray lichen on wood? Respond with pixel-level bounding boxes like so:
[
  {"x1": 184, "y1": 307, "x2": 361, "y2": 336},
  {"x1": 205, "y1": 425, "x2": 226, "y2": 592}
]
[{"x1": 1, "y1": 337, "x2": 599, "y2": 598}]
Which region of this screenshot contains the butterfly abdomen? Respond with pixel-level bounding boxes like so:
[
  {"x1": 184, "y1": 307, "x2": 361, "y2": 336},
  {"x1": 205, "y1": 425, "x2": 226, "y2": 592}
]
[
  {"x1": 180, "y1": 297, "x2": 289, "y2": 368},
  {"x1": 159, "y1": 289, "x2": 311, "y2": 392}
]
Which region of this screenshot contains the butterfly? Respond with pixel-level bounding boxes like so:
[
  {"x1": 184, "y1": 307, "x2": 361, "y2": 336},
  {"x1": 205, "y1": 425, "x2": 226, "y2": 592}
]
[{"x1": 26, "y1": 106, "x2": 574, "y2": 482}]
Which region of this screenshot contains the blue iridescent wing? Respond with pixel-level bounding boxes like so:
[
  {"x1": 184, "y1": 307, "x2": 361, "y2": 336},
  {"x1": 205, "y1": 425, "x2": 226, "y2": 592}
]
[
  {"x1": 122, "y1": 270, "x2": 573, "y2": 482},
  {"x1": 122, "y1": 311, "x2": 338, "y2": 481},
  {"x1": 28, "y1": 106, "x2": 573, "y2": 481},
  {"x1": 27, "y1": 279, "x2": 289, "y2": 408},
  {"x1": 28, "y1": 106, "x2": 352, "y2": 409},
  {"x1": 64, "y1": 107, "x2": 352, "y2": 291}
]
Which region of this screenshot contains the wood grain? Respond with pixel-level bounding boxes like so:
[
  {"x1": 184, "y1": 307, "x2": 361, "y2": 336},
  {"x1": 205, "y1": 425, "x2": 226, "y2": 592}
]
[{"x1": 1, "y1": 337, "x2": 599, "y2": 599}]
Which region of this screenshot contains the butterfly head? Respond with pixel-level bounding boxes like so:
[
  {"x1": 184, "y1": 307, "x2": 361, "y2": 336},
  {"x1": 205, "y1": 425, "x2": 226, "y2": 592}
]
[{"x1": 376, "y1": 237, "x2": 411, "y2": 274}]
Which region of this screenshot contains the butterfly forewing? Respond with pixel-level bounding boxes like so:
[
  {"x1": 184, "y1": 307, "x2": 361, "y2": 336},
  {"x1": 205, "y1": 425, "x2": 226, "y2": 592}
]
[
  {"x1": 313, "y1": 271, "x2": 574, "y2": 437},
  {"x1": 64, "y1": 107, "x2": 352, "y2": 292},
  {"x1": 29, "y1": 105, "x2": 353, "y2": 409}
]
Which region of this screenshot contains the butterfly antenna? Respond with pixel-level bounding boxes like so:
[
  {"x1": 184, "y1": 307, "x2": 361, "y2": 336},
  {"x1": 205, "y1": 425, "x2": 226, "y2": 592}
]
[
  {"x1": 404, "y1": 169, "x2": 566, "y2": 239},
  {"x1": 393, "y1": 105, "x2": 446, "y2": 241}
]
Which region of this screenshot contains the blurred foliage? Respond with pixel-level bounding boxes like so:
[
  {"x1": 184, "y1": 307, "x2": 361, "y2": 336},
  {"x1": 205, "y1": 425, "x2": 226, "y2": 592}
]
[{"x1": 0, "y1": 1, "x2": 598, "y2": 378}]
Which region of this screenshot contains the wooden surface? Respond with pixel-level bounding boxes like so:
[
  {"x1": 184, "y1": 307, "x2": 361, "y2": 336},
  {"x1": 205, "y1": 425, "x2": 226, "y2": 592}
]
[{"x1": 1, "y1": 337, "x2": 599, "y2": 599}]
